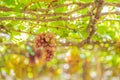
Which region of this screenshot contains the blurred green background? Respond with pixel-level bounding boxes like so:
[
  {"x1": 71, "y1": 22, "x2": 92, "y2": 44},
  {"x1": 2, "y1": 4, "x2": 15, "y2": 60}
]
[{"x1": 0, "y1": 0, "x2": 120, "y2": 80}]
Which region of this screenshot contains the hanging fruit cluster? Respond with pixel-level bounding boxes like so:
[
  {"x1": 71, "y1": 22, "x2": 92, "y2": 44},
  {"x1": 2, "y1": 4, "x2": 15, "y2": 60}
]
[
  {"x1": 115, "y1": 39, "x2": 120, "y2": 54},
  {"x1": 65, "y1": 48, "x2": 81, "y2": 74},
  {"x1": 29, "y1": 49, "x2": 43, "y2": 64},
  {"x1": 29, "y1": 33, "x2": 55, "y2": 64}
]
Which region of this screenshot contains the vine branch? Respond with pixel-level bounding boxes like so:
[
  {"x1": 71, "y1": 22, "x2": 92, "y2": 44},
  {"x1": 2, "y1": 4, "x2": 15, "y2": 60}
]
[{"x1": 0, "y1": 1, "x2": 120, "y2": 48}]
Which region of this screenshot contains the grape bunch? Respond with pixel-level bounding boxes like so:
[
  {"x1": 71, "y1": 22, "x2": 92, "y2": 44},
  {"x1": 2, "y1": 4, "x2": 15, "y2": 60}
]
[
  {"x1": 29, "y1": 48, "x2": 43, "y2": 64},
  {"x1": 34, "y1": 32, "x2": 55, "y2": 61},
  {"x1": 115, "y1": 39, "x2": 120, "y2": 54}
]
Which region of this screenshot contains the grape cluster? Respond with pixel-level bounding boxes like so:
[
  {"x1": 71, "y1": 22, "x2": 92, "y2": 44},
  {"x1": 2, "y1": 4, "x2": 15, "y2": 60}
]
[
  {"x1": 34, "y1": 33, "x2": 55, "y2": 61},
  {"x1": 115, "y1": 39, "x2": 120, "y2": 54},
  {"x1": 29, "y1": 49, "x2": 43, "y2": 64}
]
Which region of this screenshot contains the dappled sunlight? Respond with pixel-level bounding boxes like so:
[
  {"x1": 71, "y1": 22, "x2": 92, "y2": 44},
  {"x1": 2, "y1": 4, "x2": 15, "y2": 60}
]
[{"x1": 0, "y1": 0, "x2": 120, "y2": 80}]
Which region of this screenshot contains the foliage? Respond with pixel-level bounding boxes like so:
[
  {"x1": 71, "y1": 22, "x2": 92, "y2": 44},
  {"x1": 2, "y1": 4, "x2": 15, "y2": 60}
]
[{"x1": 0, "y1": 0, "x2": 120, "y2": 80}]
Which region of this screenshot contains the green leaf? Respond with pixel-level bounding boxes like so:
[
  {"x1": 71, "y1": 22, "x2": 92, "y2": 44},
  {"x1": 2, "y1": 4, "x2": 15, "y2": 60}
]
[{"x1": 26, "y1": 46, "x2": 34, "y2": 56}]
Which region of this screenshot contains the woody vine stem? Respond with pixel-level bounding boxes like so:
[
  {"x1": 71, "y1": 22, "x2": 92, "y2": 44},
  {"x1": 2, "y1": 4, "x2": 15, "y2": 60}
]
[{"x1": 0, "y1": 0, "x2": 119, "y2": 47}]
